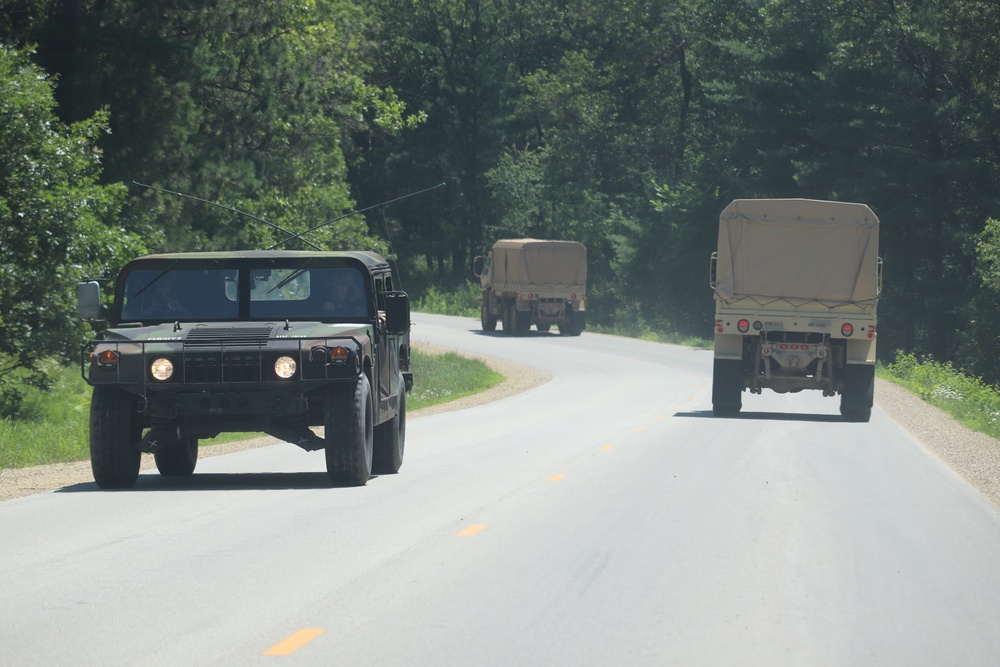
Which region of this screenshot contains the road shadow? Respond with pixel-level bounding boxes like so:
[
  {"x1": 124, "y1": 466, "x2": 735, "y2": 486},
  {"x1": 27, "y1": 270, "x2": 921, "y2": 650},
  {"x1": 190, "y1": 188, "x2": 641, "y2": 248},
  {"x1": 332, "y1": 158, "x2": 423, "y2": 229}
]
[
  {"x1": 55, "y1": 471, "x2": 377, "y2": 494},
  {"x1": 470, "y1": 329, "x2": 566, "y2": 338},
  {"x1": 675, "y1": 409, "x2": 846, "y2": 423}
]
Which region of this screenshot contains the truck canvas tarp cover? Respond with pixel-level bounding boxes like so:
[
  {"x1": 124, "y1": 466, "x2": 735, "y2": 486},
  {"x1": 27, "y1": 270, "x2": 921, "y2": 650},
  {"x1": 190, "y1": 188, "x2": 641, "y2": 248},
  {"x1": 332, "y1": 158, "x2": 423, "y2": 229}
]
[
  {"x1": 714, "y1": 199, "x2": 879, "y2": 307},
  {"x1": 491, "y1": 239, "x2": 587, "y2": 288}
]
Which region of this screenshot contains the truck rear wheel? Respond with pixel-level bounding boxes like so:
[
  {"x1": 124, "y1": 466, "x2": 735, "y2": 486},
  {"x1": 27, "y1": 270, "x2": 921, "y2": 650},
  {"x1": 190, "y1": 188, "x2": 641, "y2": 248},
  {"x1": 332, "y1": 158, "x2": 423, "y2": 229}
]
[
  {"x1": 501, "y1": 300, "x2": 514, "y2": 334},
  {"x1": 154, "y1": 437, "x2": 199, "y2": 477},
  {"x1": 373, "y1": 376, "x2": 406, "y2": 474},
  {"x1": 325, "y1": 375, "x2": 374, "y2": 485},
  {"x1": 712, "y1": 359, "x2": 743, "y2": 416},
  {"x1": 840, "y1": 364, "x2": 874, "y2": 422},
  {"x1": 90, "y1": 387, "x2": 142, "y2": 489},
  {"x1": 481, "y1": 300, "x2": 497, "y2": 331},
  {"x1": 560, "y1": 312, "x2": 584, "y2": 336},
  {"x1": 513, "y1": 307, "x2": 531, "y2": 335}
]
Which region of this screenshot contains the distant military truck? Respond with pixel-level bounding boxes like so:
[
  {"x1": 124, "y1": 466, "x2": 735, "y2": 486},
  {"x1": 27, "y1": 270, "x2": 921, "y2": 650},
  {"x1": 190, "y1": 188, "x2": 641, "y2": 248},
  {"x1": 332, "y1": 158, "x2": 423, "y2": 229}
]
[
  {"x1": 710, "y1": 199, "x2": 881, "y2": 421},
  {"x1": 474, "y1": 239, "x2": 587, "y2": 336},
  {"x1": 77, "y1": 250, "x2": 411, "y2": 489}
]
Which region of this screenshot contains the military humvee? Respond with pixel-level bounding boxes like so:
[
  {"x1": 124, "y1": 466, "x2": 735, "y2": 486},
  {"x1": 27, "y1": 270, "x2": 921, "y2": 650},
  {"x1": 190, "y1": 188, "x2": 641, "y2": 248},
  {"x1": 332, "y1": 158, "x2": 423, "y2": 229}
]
[{"x1": 77, "y1": 250, "x2": 411, "y2": 488}]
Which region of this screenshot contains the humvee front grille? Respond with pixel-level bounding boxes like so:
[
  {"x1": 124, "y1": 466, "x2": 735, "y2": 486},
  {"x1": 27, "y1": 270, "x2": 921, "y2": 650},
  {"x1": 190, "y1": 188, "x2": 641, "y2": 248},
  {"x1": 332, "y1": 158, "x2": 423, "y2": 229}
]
[
  {"x1": 183, "y1": 352, "x2": 263, "y2": 383},
  {"x1": 184, "y1": 327, "x2": 274, "y2": 348},
  {"x1": 180, "y1": 327, "x2": 274, "y2": 383}
]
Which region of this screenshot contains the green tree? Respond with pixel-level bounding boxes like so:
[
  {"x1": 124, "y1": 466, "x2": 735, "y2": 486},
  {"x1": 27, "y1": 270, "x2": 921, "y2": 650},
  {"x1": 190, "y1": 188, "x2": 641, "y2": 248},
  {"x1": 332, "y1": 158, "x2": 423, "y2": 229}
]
[
  {"x1": 488, "y1": 0, "x2": 746, "y2": 331},
  {"x1": 0, "y1": 46, "x2": 138, "y2": 416},
  {"x1": 961, "y1": 218, "x2": 1000, "y2": 385},
  {"x1": 29, "y1": 0, "x2": 412, "y2": 253},
  {"x1": 700, "y1": 0, "x2": 1000, "y2": 364},
  {"x1": 362, "y1": 0, "x2": 517, "y2": 282}
]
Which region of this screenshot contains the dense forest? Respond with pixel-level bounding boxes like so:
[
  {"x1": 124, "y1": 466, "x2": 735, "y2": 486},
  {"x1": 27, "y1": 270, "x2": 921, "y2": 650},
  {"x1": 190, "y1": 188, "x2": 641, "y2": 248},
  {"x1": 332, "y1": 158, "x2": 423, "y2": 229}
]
[{"x1": 2, "y1": 0, "x2": 1000, "y2": 414}]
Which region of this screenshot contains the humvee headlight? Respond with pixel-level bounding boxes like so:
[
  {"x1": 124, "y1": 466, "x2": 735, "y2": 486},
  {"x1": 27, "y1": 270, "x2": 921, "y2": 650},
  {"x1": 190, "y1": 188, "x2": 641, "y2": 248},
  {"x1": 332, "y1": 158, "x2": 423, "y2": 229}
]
[
  {"x1": 274, "y1": 355, "x2": 297, "y2": 379},
  {"x1": 329, "y1": 346, "x2": 350, "y2": 366},
  {"x1": 150, "y1": 357, "x2": 174, "y2": 381}
]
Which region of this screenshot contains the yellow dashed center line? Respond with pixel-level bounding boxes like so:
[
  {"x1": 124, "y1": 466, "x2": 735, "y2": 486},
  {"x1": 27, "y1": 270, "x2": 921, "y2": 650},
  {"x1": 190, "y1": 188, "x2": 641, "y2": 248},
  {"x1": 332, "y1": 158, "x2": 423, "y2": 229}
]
[
  {"x1": 601, "y1": 444, "x2": 614, "y2": 451},
  {"x1": 547, "y1": 474, "x2": 565, "y2": 481},
  {"x1": 634, "y1": 426, "x2": 646, "y2": 431},
  {"x1": 262, "y1": 628, "x2": 325, "y2": 656},
  {"x1": 456, "y1": 524, "x2": 487, "y2": 537}
]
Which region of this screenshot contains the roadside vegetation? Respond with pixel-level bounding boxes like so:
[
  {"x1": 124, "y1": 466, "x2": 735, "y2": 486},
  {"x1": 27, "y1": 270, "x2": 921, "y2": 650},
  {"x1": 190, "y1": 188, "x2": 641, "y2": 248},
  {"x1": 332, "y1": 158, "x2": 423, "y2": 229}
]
[
  {"x1": 880, "y1": 354, "x2": 1000, "y2": 441},
  {"x1": 411, "y1": 283, "x2": 480, "y2": 318},
  {"x1": 0, "y1": 348, "x2": 501, "y2": 471},
  {"x1": 408, "y1": 349, "x2": 503, "y2": 409}
]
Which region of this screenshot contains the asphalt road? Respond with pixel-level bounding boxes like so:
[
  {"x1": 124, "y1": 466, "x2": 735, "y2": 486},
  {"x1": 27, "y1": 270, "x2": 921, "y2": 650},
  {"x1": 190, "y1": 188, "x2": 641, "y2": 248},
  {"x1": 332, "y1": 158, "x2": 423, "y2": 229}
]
[{"x1": 4, "y1": 312, "x2": 1000, "y2": 666}]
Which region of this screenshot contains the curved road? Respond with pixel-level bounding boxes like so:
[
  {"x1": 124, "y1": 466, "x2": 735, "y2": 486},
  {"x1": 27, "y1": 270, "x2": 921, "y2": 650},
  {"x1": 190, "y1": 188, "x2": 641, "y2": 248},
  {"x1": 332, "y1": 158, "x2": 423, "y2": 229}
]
[{"x1": 3, "y1": 312, "x2": 1000, "y2": 666}]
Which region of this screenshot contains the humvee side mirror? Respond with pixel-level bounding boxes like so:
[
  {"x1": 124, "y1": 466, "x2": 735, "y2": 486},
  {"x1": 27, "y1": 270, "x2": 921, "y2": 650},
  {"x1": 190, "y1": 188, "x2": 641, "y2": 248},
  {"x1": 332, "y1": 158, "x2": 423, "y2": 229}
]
[
  {"x1": 473, "y1": 256, "x2": 484, "y2": 277},
  {"x1": 77, "y1": 281, "x2": 102, "y2": 319},
  {"x1": 384, "y1": 291, "x2": 410, "y2": 334}
]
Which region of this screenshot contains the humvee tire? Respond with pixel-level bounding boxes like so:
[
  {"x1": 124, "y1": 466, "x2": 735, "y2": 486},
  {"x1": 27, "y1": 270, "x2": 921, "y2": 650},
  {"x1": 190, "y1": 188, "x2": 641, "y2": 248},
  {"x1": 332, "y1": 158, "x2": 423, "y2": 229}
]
[
  {"x1": 373, "y1": 375, "x2": 406, "y2": 474},
  {"x1": 154, "y1": 437, "x2": 199, "y2": 477},
  {"x1": 840, "y1": 364, "x2": 874, "y2": 423},
  {"x1": 90, "y1": 387, "x2": 142, "y2": 489},
  {"x1": 712, "y1": 358, "x2": 743, "y2": 416},
  {"x1": 325, "y1": 375, "x2": 374, "y2": 485}
]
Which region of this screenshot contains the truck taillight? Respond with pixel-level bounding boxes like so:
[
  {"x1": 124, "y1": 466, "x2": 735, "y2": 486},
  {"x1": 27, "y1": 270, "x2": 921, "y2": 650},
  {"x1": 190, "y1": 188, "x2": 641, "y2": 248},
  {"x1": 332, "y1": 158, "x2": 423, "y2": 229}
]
[
  {"x1": 737, "y1": 319, "x2": 750, "y2": 333},
  {"x1": 842, "y1": 323, "x2": 854, "y2": 337}
]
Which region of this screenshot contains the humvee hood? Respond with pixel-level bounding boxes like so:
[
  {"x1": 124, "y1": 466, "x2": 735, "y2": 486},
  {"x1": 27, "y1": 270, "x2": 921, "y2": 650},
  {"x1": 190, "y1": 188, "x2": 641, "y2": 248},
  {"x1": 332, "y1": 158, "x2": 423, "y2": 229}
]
[{"x1": 104, "y1": 321, "x2": 372, "y2": 343}]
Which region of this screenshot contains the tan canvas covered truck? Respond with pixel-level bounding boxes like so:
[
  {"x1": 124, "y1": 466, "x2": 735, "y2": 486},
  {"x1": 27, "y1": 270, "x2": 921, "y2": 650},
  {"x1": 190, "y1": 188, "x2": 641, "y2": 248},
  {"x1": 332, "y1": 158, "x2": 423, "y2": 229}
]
[
  {"x1": 710, "y1": 199, "x2": 881, "y2": 421},
  {"x1": 474, "y1": 239, "x2": 587, "y2": 336}
]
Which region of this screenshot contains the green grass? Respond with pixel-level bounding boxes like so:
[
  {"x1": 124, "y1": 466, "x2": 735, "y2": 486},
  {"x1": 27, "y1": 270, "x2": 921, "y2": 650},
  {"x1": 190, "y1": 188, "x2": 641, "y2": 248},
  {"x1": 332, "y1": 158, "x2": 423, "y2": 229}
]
[
  {"x1": 879, "y1": 353, "x2": 1000, "y2": 440},
  {"x1": 408, "y1": 350, "x2": 503, "y2": 410},
  {"x1": 0, "y1": 348, "x2": 501, "y2": 470},
  {"x1": 0, "y1": 365, "x2": 93, "y2": 468}
]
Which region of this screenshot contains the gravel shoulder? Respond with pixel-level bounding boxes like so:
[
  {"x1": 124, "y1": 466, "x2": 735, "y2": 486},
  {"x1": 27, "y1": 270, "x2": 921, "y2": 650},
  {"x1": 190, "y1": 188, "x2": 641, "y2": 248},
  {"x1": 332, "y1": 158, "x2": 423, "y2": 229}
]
[{"x1": 4, "y1": 354, "x2": 1000, "y2": 509}]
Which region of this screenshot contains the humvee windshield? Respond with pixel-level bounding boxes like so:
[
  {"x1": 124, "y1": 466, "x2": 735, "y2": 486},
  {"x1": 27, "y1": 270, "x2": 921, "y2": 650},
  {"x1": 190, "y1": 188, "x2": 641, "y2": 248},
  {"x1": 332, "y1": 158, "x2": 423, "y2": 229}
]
[{"x1": 120, "y1": 266, "x2": 369, "y2": 322}]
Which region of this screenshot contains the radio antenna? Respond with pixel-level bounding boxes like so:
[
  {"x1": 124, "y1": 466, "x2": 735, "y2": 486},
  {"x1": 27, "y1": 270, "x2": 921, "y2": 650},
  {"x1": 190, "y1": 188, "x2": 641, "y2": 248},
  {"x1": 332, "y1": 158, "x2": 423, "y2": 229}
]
[
  {"x1": 267, "y1": 182, "x2": 445, "y2": 250},
  {"x1": 132, "y1": 181, "x2": 324, "y2": 251}
]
